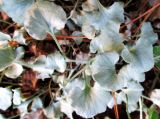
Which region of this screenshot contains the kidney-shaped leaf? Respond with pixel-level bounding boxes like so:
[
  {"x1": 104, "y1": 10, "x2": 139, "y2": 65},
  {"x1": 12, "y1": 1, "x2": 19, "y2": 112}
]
[
  {"x1": 69, "y1": 82, "x2": 112, "y2": 118},
  {"x1": 0, "y1": 47, "x2": 16, "y2": 71},
  {"x1": 46, "y1": 52, "x2": 66, "y2": 73},
  {"x1": 118, "y1": 65, "x2": 145, "y2": 82},
  {"x1": 24, "y1": 1, "x2": 67, "y2": 40},
  {"x1": 108, "y1": 81, "x2": 143, "y2": 113},
  {"x1": 1, "y1": 0, "x2": 34, "y2": 24},
  {"x1": 121, "y1": 22, "x2": 158, "y2": 72},
  {"x1": 120, "y1": 81, "x2": 143, "y2": 112},
  {"x1": 30, "y1": 52, "x2": 66, "y2": 74},
  {"x1": 72, "y1": 2, "x2": 124, "y2": 52},
  {"x1": 88, "y1": 52, "x2": 124, "y2": 91}
]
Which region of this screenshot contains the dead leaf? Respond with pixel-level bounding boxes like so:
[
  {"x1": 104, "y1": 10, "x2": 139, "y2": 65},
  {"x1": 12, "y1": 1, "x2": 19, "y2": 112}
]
[{"x1": 21, "y1": 70, "x2": 38, "y2": 97}]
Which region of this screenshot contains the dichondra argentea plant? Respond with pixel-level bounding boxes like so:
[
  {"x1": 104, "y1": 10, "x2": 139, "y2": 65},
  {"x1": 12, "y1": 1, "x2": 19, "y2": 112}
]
[{"x1": 0, "y1": 0, "x2": 158, "y2": 118}]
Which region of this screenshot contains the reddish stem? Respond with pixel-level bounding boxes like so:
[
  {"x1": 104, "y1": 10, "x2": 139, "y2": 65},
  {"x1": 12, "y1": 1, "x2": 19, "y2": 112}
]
[
  {"x1": 123, "y1": 3, "x2": 160, "y2": 27},
  {"x1": 113, "y1": 92, "x2": 119, "y2": 119}
]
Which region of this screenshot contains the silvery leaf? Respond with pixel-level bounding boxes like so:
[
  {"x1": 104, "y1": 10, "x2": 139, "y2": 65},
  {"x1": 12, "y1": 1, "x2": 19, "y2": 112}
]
[
  {"x1": 4, "y1": 63, "x2": 23, "y2": 79},
  {"x1": 120, "y1": 81, "x2": 143, "y2": 112},
  {"x1": 0, "y1": 88, "x2": 12, "y2": 110},
  {"x1": 1, "y1": 0, "x2": 34, "y2": 24},
  {"x1": 43, "y1": 102, "x2": 62, "y2": 119},
  {"x1": 90, "y1": 27, "x2": 124, "y2": 53},
  {"x1": 31, "y1": 55, "x2": 54, "y2": 74},
  {"x1": 69, "y1": 82, "x2": 112, "y2": 118},
  {"x1": 0, "y1": 32, "x2": 10, "y2": 46},
  {"x1": 31, "y1": 97, "x2": 43, "y2": 111},
  {"x1": 82, "y1": 24, "x2": 96, "y2": 39},
  {"x1": 72, "y1": 2, "x2": 124, "y2": 52},
  {"x1": 118, "y1": 65, "x2": 145, "y2": 82},
  {"x1": 0, "y1": 114, "x2": 5, "y2": 119},
  {"x1": 46, "y1": 52, "x2": 66, "y2": 73},
  {"x1": 72, "y1": 31, "x2": 83, "y2": 45},
  {"x1": 121, "y1": 22, "x2": 158, "y2": 72},
  {"x1": 13, "y1": 89, "x2": 22, "y2": 105},
  {"x1": 17, "y1": 100, "x2": 32, "y2": 117},
  {"x1": 108, "y1": 81, "x2": 143, "y2": 112},
  {"x1": 13, "y1": 28, "x2": 26, "y2": 45},
  {"x1": 107, "y1": 92, "x2": 123, "y2": 109},
  {"x1": 150, "y1": 89, "x2": 160, "y2": 107},
  {"x1": 15, "y1": 47, "x2": 25, "y2": 60},
  {"x1": 89, "y1": 52, "x2": 124, "y2": 91},
  {"x1": 64, "y1": 78, "x2": 85, "y2": 94},
  {"x1": 60, "y1": 98, "x2": 73, "y2": 119},
  {"x1": 24, "y1": 1, "x2": 67, "y2": 40}
]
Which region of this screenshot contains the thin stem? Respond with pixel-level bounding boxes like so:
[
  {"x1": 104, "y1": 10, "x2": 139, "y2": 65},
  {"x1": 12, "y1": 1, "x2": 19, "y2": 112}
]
[
  {"x1": 0, "y1": 71, "x2": 5, "y2": 82},
  {"x1": 70, "y1": 65, "x2": 87, "y2": 81},
  {"x1": 124, "y1": 0, "x2": 132, "y2": 8},
  {"x1": 6, "y1": 114, "x2": 20, "y2": 119},
  {"x1": 122, "y1": 3, "x2": 160, "y2": 28},
  {"x1": 112, "y1": 92, "x2": 119, "y2": 119},
  {"x1": 139, "y1": 98, "x2": 143, "y2": 119},
  {"x1": 49, "y1": 32, "x2": 66, "y2": 57},
  {"x1": 48, "y1": 79, "x2": 54, "y2": 105},
  {"x1": 141, "y1": 95, "x2": 152, "y2": 101},
  {"x1": 126, "y1": 95, "x2": 131, "y2": 119},
  {"x1": 67, "y1": 0, "x2": 80, "y2": 19},
  {"x1": 0, "y1": 82, "x2": 22, "y2": 86},
  {"x1": 0, "y1": 19, "x2": 12, "y2": 25}
]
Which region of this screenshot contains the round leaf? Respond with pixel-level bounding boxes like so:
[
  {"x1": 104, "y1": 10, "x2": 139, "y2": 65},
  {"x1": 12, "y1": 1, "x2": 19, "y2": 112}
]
[{"x1": 0, "y1": 47, "x2": 16, "y2": 71}]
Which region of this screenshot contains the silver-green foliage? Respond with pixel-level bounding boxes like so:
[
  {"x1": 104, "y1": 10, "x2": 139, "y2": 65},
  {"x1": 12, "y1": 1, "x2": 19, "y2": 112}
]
[{"x1": 0, "y1": 0, "x2": 158, "y2": 118}]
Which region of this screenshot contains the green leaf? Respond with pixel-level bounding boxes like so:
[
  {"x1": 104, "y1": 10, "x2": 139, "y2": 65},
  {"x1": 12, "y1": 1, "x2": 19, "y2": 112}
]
[
  {"x1": 148, "y1": 105, "x2": 159, "y2": 119},
  {"x1": 0, "y1": 47, "x2": 16, "y2": 71},
  {"x1": 153, "y1": 46, "x2": 160, "y2": 69}
]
